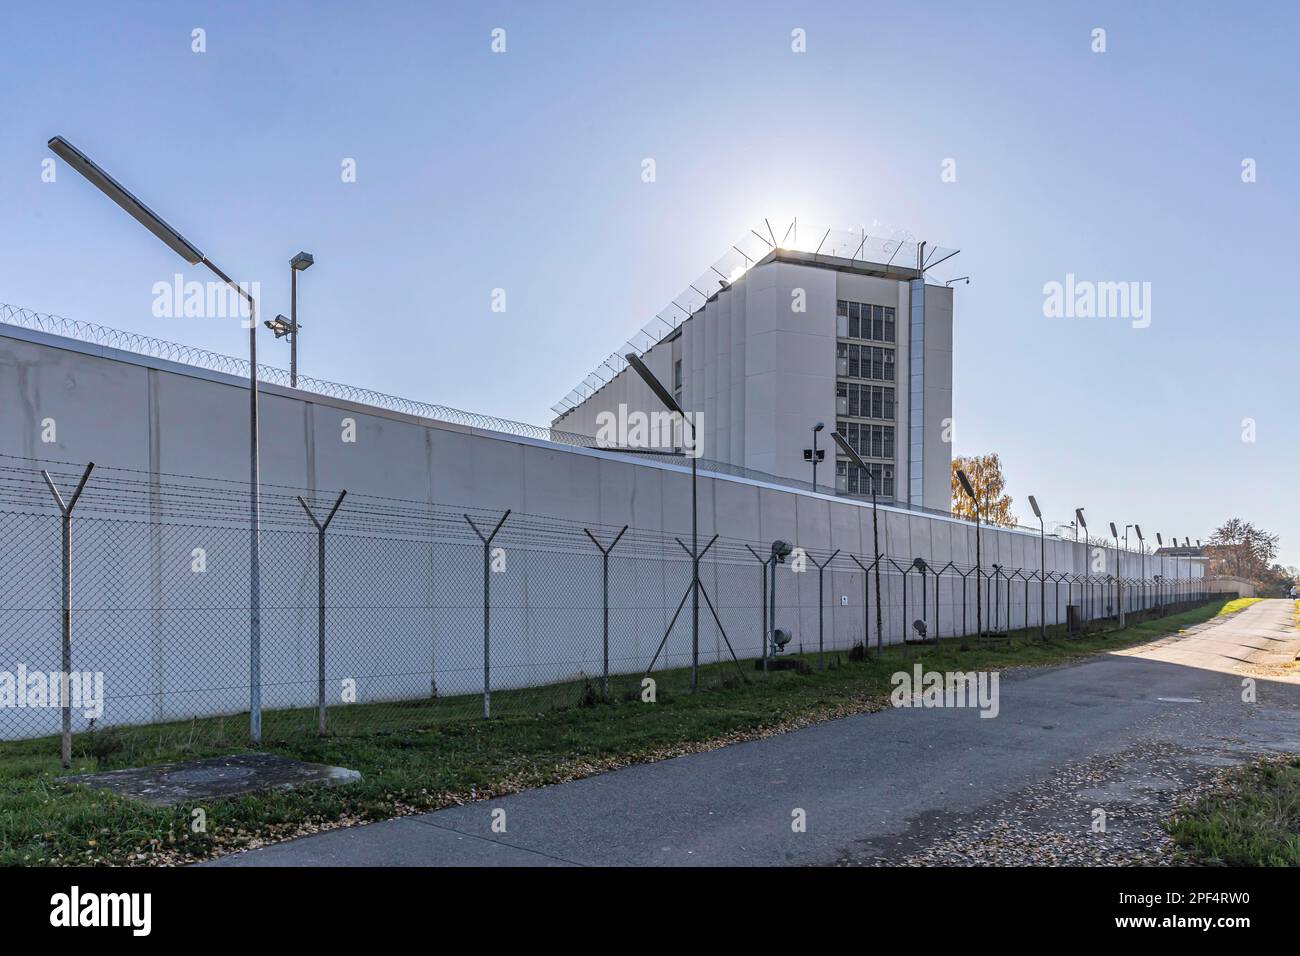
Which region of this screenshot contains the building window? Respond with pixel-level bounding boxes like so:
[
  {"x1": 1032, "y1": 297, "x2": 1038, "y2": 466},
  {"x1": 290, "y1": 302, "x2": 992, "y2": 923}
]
[
  {"x1": 835, "y1": 421, "x2": 895, "y2": 460},
  {"x1": 837, "y1": 300, "x2": 896, "y2": 344},
  {"x1": 836, "y1": 460, "x2": 895, "y2": 497},
  {"x1": 835, "y1": 383, "x2": 895, "y2": 420},
  {"x1": 836, "y1": 342, "x2": 896, "y2": 382},
  {"x1": 672, "y1": 359, "x2": 683, "y2": 402}
]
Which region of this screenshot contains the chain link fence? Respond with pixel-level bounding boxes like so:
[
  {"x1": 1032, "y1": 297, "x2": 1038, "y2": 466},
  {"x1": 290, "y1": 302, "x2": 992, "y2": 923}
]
[{"x1": 0, "y1": 454, "x2": 1213, "y2": 759}]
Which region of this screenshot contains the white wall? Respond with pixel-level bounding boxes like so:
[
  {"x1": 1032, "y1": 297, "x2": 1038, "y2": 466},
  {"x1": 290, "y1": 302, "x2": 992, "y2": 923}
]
[{"x1": 0, "y1": 325, "x2": 1204, "y2": 739}]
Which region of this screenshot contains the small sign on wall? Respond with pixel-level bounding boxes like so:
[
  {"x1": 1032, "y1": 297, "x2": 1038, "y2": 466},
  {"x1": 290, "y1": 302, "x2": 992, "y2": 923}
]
[{"x1": 841, "y1": 595, "x2": 849, "y2": 606}]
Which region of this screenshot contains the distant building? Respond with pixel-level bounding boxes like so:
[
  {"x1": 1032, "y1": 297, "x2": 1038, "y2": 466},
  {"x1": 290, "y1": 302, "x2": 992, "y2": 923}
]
[
  {"x1": 551, "y1": 223, "x2": 959, "y2": 512},
  {"x1": 1154, "y1": 545, "x2": 1205, "y2": 558}
]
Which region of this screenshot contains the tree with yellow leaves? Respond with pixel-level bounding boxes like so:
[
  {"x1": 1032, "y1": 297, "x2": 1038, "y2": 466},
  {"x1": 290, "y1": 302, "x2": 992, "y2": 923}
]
[{"x1": 951, "y1": 453, "x2": 1016, "y2": 526}]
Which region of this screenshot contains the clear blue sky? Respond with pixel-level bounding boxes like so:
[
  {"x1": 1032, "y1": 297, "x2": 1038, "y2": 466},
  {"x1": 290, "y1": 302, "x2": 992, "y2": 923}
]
[{"x1": 1, "y1": 1, "x2": 1295, "y2": 564}]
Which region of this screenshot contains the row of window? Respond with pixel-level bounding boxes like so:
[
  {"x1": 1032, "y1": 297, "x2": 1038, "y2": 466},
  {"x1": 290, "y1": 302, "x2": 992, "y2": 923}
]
[
  {"x1": 836, "y1": 300, "x2": 896, "y2": 343},
  {"x1": 834, "y1": 420, "x2": 895, "y2": 460},
  {"x1": 836, "y1": 382, "x2": 896, "y2": 420},
  {"x1": 836, "y1": 342, "x2": 895, "y2": 381},
  {"x1": 836, "y1": 461, "x2": 895, "y2": 498}
]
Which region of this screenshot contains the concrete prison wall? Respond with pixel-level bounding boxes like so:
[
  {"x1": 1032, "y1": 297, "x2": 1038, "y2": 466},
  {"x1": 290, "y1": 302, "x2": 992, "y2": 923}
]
[{"x1": 0, "y1": 324, "x2": 1204, "y2": 738}]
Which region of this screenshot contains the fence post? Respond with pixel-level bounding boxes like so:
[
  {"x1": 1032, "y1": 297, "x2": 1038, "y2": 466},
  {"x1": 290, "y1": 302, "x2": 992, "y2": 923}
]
[
  {"x1": 745, "y1": 546, "x2": 771, "y2": 674},
  {"x1": 808, "y1": 550, "x2": 840, "y2": 670},
  {"x1": 298, "y1": 491, "x2": 346, "y2": 735},
  {"x1": 41, "y1": 462, "x2": 94, "y2": 770},
  {"x1": 960, "y1": 568, "x2": 970, "y2": 647},
  {"x1": 849, "y1": 554, "x2": 875, "y2": 658},
  {"x1": 466, "y1": 510, "x2": 510, "y2": 719},
  {"x1": 933, "y1": 561, "x2": 954, "y2": 644},
  {"x1": 584, "y1": 525, "x2": 627, "y2": 701}
]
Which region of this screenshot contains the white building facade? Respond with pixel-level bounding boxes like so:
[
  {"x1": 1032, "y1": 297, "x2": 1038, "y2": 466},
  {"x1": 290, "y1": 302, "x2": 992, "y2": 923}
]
[{"x1": 553, "y1": 246, "x2": 955, "y2": 513}]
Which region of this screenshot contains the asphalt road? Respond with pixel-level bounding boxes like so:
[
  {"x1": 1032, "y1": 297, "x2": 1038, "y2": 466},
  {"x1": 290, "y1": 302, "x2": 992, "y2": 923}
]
[{"x1": 207, "y1": 599, "x2": 1300, "y2": 867}]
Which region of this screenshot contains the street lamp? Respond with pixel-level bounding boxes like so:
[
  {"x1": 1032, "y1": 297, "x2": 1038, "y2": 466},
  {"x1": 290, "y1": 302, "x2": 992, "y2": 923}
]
[
  {"x1": 956, "y1": 467, "x2": 982, "y2": 640},
  {"x1": 624, "y1": 352, "x2": 702, "y2": 689},
  {"x1": 49, "y1": 134, "x2": 266, "y2": 744},
  {"x1": 1134, "y1": 524, "x2": 1145, "y2": 612},
  {"x1": 288, "y1": 251, "x2": 313, "y2": 387},
  {"x1": 807, "y1": 422, "x2": 825, "y2": 494},
  {"x1": 1075, "y1": 508, "x2": 1088, "y2": 620},
  {"x1": 991, "y1": 563, "x2": 1003, "y2": 634},
  {"x1": 830, "y1": 429, "x2": 884, "y2": 653},
  {"x1": 1028, "y1": 494, "x2": 1045, "y2": 639},
  {"x1": 1109, "y1": 521, "x2": 1124, "y2": 626}
]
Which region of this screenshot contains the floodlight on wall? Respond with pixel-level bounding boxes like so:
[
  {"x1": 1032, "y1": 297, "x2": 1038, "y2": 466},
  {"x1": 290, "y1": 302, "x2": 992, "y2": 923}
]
[{"x1": 264, "y1": 315, "x2": 295, "y2": 339}]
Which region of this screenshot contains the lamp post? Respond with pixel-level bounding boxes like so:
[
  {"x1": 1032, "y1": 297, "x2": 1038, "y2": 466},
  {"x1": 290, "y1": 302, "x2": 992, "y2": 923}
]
[
  {"x1": 831, "y1": 430, "x2": 884, "y2": 653},
  {"x1": 624, "y1": 353, "x2": 701, "y2": 689},
  {"x1": 49, "y1": 135, "x2": 266, "y2": 744},
  {"x1": 956, "y1": 468, "x2": 982, "y2": 640},
  {"x1": 267, "y1": 252, "x2": 315, "y2": 388},
  {"x1": 1120, "y1": 524, "x2": 1131, "y2": 616},
  {"x1": 290, "y1": 252, "x2": 313, "y2": 387},
  {"x1": 1075, "y1": 509, "x2": 1088, "y2": 620},
  {"x1": 1028, "y1": 495, "x2": 1045, "y2": 638},
  {"x1": 991, "y1": 563, "x2": 1003, "y2": 634},
  {"x1": 1109, "y1": 522, "x2": 1124, "y2": 627},
  {"x1": 809, "y1": 422, "x2": 825, "y2": 494},
  {"x1": 1134, "y1": 524, "x2": 1146, "y2": 613},
  {"x1": 1156, "y1": 533, "x2": 1164, "y2": 608}
]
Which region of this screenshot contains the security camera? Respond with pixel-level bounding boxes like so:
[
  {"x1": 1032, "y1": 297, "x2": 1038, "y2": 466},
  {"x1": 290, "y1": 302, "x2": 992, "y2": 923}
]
[
  {"x1": 770, "y1": 540, "x2": 793, "y2": 562},
  {"x1": 912, "y1": 619, "x2": 928, "y2": 639}
]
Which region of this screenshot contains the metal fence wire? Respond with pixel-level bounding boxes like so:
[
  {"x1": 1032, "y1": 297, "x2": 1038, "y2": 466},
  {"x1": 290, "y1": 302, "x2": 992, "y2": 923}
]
[{"x1": 0, "y1": 454, "x2": 1214, "y2": 757}]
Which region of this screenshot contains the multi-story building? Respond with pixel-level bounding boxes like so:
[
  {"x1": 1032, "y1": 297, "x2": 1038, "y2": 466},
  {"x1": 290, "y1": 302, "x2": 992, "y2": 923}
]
[{"x1": 551, "y1": 223, "x2": 958, "y2": 513}]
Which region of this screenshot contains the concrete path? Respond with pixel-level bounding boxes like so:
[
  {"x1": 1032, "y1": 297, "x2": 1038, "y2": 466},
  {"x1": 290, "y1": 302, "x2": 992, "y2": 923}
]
[{"x1": 207, "y1": 600, "x2": 1300, "y2": 867}]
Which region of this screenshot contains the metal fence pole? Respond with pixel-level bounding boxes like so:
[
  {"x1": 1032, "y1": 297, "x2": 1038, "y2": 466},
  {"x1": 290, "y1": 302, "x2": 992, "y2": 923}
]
[
  {"x1": 298, "y1": 491, "x2": 346, "y2": 735},
  {"x1": 41, "y1": 462, "x2": 94, "y2": 769},
  {"x1": 889, "y1": 559, "x2": 909, "y2": 647},
  {"x1": 746, "y1": 546, "x2": 771, "y2": 674},
  {"x1": 933, "y1": 561, "x2": 954, "y2": 644},
  {"x1": 809, "y1": 550, "x2": 840, "y2": 670},
  {"x1": 849, "y1": 554, "x2": 875, "y2": 657},
  {"x1": 466, "y1": 510, "x2": 510, "y2": 719},
  {"x1": 584, "y1": 525, "x2": 627, "y2": 701}
]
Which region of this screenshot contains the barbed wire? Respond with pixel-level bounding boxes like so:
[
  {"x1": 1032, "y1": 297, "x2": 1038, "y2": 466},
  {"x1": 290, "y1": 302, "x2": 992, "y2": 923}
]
[
  {"x1": 0, "y1": 451, "x2": 1183, "y2": 580},
  {"x1": 0, "y1": 301, "x2": 1035, "y2": 529}
]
